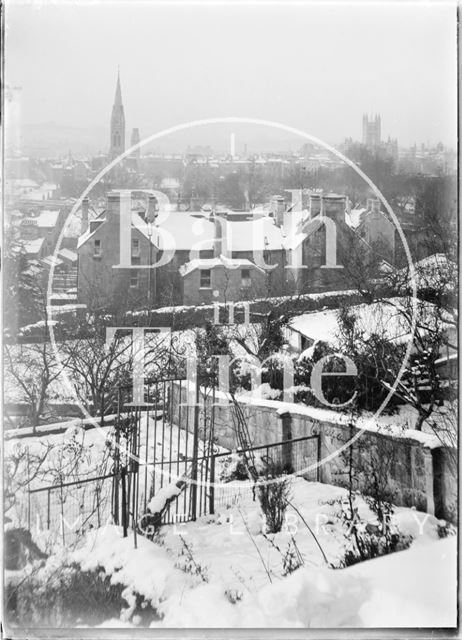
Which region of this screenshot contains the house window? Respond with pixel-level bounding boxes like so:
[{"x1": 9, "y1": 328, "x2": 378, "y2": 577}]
[
  {"x1": 132, "y1": 238, "x2": 140, "y2": 257},
  {"x1": 93, "y1": 239, "x2": 101, "y2": 257},
  {"x1": 200, "y1": 269, "x2": 211, "y2": 289},
  {"x1": 241, "y1": 268, "x2": 251, "y2": 287},
  {"x1": 130, "y1": 272, "x2": 139, "y2": 288}
]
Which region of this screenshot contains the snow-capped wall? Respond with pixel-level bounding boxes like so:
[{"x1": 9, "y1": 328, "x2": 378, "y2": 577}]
[{"x1": 171, "y1": 382, "x2": 456, "y2": 521}]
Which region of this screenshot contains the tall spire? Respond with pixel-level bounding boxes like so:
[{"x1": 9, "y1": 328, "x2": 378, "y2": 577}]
[
  {"x1": 109, "y1": 68, "x2": 125, "y2": 160},
  {"x1": 114, "y1": 66, "x2": 123, "y2": 106}
]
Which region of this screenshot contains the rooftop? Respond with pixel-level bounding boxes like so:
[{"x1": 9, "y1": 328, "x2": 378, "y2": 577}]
[
  {"x1": 180, "y1": 256, "x2": 265, "y2": 277},
  {"x1": 21, "y1": 209, "x2": 60, "y2": 228},
  {"x1": 288, "y1": 297, "x2": 438, "y2": 347},
  {"x1": 23, "y1": 237, "x2": 45, "y2": 255}
]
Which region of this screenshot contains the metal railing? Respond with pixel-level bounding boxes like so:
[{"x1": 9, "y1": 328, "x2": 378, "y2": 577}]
[
  {"x1": 27, "y1": 473, "x2": 115, "y2": 547},
  {"x1": 209, "y1": 434, "x2": 321, "y2": 513}
]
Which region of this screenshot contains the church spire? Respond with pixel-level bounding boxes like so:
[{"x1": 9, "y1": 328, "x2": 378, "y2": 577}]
[
  {"x1": 109, "y1": 68, "x2": 125, "y2": 160},
  {"x1": 114, "y1": 66, "x2": 123, "y2": 106}
]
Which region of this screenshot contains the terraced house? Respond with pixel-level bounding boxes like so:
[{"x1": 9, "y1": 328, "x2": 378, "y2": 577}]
[{"x1": 76, "y1": 188, "x2": 396, "y2": 310}]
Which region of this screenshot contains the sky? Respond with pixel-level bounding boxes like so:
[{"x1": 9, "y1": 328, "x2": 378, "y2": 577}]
[{"x1": 4, "y1": 1, "x2": 458, "y2": 155}]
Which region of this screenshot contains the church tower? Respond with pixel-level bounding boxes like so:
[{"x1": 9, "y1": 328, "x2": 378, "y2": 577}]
[{"x1": 109, "y1": 69, "x2": 125, "y2": 160}]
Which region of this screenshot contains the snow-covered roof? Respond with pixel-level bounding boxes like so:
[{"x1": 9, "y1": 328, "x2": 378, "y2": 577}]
[
  {"x1": 49, "y1": 292, "x2": 78, "y2": 301},
  {"x1": 345, "y1": 208, "x2": 366, "y2": 229},
  {"x1": 21, "y1": 209, "x2": 59, "y2": 228},
  {"x1": 23, "y1": 188, "x2": 56, "y2": 201},
  {"x1": 18, "y1": 319, "x2": 59, "y2": 334},
  {"x1": 282, "y1": 217, "x2": 325, "y2": 250},
  {"x1": 23, "y1": 237, "x2": 45, "y2": 255},
  {"x1": 48, "y1": 304, "x2": 87, "y2": 315},
  {"x1": 22, "y1": 264, "x2": 43, "y2": 277},
  {"x1": 76, "y1": 212, "x2": 107, "y2": 248},
  {"x1": 58, "y1": 248, "x2": 78, "y2": 262},
  {"x1": 414, "y1": 253, "x2": 451, "y2": 271},
  {"x1": 77, "y1": 207, "x2": 288, "y2": 253},
  {"x1": 41, "y1": 255, "x2": 64, "y2": 268},
  {"x1": 288, "y1": 297, "x2": 434, "y2": 346},
  {"x1": 401, "y1": 253, "x2": 455, "y2": 290},
  {"x1": 8, "y1": 178, "x2": 38, "y2": 188},
  {"x1": 160, "y1": 177, "x2": 180, "y2": 189},
  {"x1": 224, "y1": 217, "x2": 285, "y2": 251},
  {"x1": 179, "y1": 255, "x2": 265, "y2": 277}
]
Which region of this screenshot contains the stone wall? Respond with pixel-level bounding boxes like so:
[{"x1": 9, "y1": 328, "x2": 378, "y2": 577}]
[{"x1": 172, "y1": 382, "x2": 456, "y2": 521}]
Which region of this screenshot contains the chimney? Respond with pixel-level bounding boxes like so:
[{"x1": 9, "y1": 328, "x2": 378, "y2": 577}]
[
  {"x1": 272, "y1": 195, "x2": 285, "y2": 227},
  {"x1": 81, "y1": 197, "x2": 89, "y2": 234},
  {"x1": 284, "y1": 189, "x2": 303, "y2": 236},
  {"x1": 106, "y1": 190, "x2": 131, "y2": 265},
  {"x1": 106, "y1": 191, "x2": 122, "y2": 229},
  {"x1": 309, "y1": 193, "x2": 322, "y2": 217},
  {"x1": 321, "y1": 194, "x2": 347, "y2": 223},
  {"x1": 367, "y1": 198, "x2": 381, "y2": 215},
  {"x1": 212, "y1": 213, "x2": 229, "y2": 258},
  {"x1": 146, "y1": 194, "x2": 158, "y2": 224}
]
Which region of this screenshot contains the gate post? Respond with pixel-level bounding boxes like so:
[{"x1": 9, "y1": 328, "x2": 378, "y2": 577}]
[
  {"x1": 279, "y1": 410, "x2": 293, "y2": 472},
  {"x1": 190, "y1": 379, "x2": 200, "y2": 521},
  {"x1": 121, "y1": 468, "x2": 128, "y2": 538}
]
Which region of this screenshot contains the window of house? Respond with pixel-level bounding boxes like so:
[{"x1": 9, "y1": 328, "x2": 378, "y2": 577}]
[
  {"x1": 241, "y1": 268, "x2": 251, "y2": 287},
  {"x1": 200, "y1": 269, "x2": 211, "y2": 289},
  {"x1": 93, "y1": 239, "x2": 101, "y2": 257},
  {"x1": 132, "y1": 238, "x2": 140, "y2": 257},
  {"x1": 130, "y1": 272, "x2": 139, "y2": 288}
]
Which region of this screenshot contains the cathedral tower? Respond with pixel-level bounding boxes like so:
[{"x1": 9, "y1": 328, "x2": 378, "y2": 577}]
[
  {"x1": 362, "y1": 114, "x2": 381, "y2": 149},
  {"x1": 109, "y1": 69, "x2": 125, "y2": 160}
]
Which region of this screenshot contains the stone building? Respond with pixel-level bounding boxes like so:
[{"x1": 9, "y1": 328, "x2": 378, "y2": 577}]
[
  {"x1": 362, "y1": 114, "x2": 381, "y2": 149},
  {"x1": 76, "y1": 188, "x2": 396, "y2": 310}
]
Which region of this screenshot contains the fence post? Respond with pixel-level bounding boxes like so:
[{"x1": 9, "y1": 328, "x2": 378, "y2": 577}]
[
  {"x1": 209, "y1": 454, "x2": 215, "y2": 515},
  {"x1": 121, "y1": 469, "x2": 128, "y2": 538},
  {"x1": 113, "y1": 387, "x2": 121, "y2": 525},
  {"x1": 317, "y1": 433, "x2": 322, "y2": 482}
]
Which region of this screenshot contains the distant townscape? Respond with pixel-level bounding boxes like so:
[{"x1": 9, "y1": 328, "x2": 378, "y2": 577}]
[
  {"x1": 4, "y1": 73, "x2": 457, "y2": 322},
  {"x1": 4, "y1": 65, "x2": 458, "y2": 632}
]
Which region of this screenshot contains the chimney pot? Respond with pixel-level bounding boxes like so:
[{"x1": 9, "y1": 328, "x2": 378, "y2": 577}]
[
  {"x1": 309, "y1": 193, "x2": 322, "y2": 217},
  {"x1": 367, "y1": 198, "x2": 381, "y2": 214},
  {"x1": 322, "y1": 194, "x2": 346, "y2": 222},
  {"x1": 147, "y1": 195, "x2": 158, "y2": 224}
]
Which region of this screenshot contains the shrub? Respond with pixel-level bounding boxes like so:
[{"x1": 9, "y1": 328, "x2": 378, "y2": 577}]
[
  {"x1": 334, "y1": 496, "x2": 413, "y2": 568},
  {"x1": 257, "y1": 458, "x2": 292, "y2": 534},
  {"x1": 437, "y1": 519, "x2": 457, "y2": 539},
  {"x1": 5, "y1": 561, "x2": 159, "y2": 628},
  {"x1": 175, "y1": 536, "x2": 208, "y2": 583},
  {"x1": 218, "y1": 454, "x2": 249, "y2": 483}
]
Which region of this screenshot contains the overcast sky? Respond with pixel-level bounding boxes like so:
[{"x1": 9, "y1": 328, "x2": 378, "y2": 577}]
[{"x1": 5, "y1": 1, "x2": 458, "y2": 154}]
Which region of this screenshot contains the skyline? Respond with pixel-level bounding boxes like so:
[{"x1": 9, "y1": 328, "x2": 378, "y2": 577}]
[{"x1": 5, "y1": 2, "x2": 457, "y2": 155}]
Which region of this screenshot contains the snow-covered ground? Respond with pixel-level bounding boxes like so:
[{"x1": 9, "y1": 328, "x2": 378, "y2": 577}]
[
  {"x1": 62, "y1": 478, "x2": 457, "y2": 628},
  {"x1": 7, "y1": 413, "x2": 229, "y2": 547}
]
